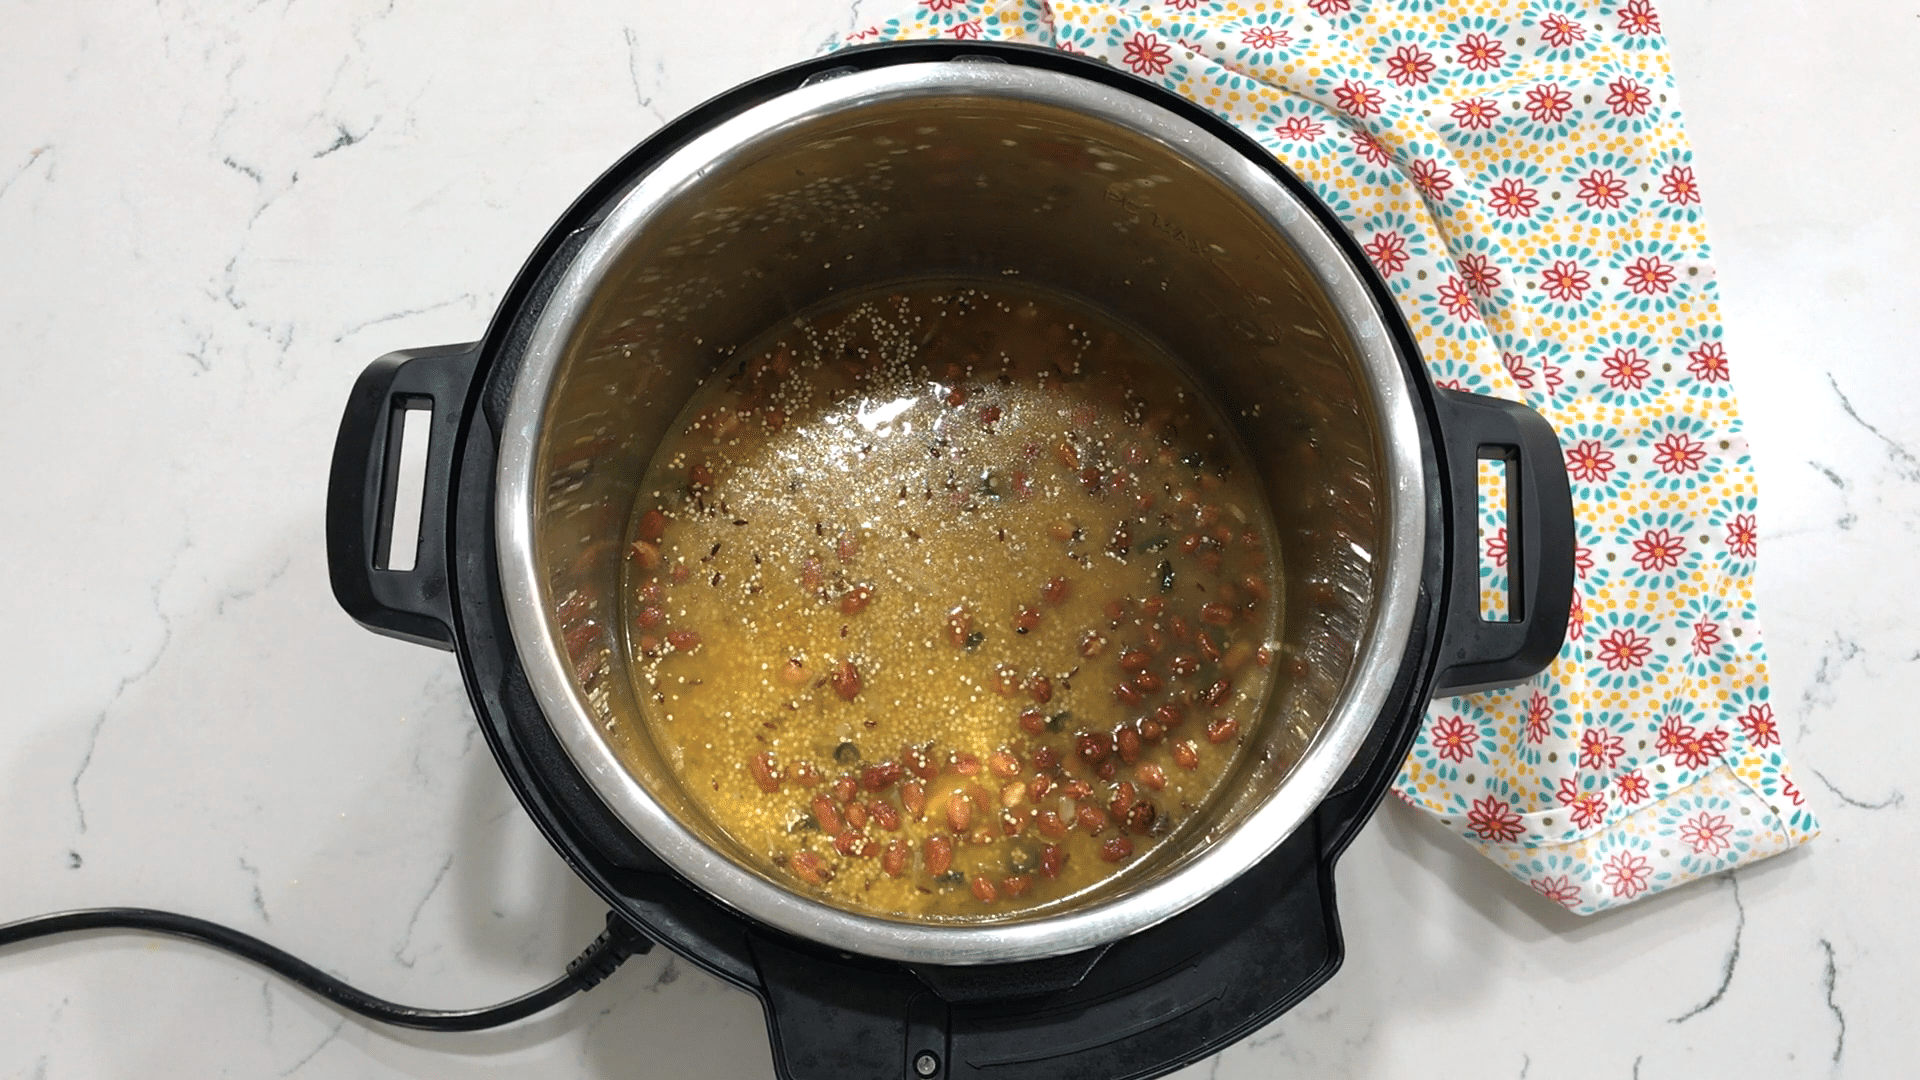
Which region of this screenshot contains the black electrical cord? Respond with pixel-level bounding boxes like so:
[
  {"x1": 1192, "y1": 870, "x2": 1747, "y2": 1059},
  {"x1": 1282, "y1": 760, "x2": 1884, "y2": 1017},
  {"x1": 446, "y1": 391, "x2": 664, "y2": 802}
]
[{"x1": 0, "y1": 907, "x2": 652, "y2": 1032}]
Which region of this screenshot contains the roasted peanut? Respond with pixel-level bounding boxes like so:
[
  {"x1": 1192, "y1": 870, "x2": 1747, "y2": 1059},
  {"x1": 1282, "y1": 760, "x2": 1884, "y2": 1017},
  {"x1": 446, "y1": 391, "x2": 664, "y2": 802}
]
[
  {"x1": 829, "y1": 658, "x2": 862, "y2": 701},
  {"x1": 812, "y1": 795, "x2": 844, "y2": 836},
  {"x1": 790, "y1": 851, "x2": 832, "y2": 885},
  {"x1": 946, "y1": 790, "x2": 975, "y2": 832},
  {"x1": 748, "y1": 752, "x2": 781, "y2": 794},
  {"x1": 923, "y1": 835, "x2": 954, "y2": 877},
  {"x1": 881, "y1": 839, "x2": 909, "y2": 877},
  {"x1": 971, "y1": 874, "x2": 999, "y2": 903}
]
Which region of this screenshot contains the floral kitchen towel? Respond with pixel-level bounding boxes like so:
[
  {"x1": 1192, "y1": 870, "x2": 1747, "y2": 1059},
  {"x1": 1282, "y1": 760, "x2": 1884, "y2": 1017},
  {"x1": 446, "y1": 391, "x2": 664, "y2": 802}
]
[{"x1": 834, "y1": 0, "x2": 1817, "y2": 913}]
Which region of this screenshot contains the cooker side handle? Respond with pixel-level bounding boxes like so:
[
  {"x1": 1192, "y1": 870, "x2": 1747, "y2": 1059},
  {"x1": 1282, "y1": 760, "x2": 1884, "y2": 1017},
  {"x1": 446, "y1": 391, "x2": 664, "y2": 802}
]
[
  {"x1": 1429, "y1": 389, "x2": 1575, "y2": 696},
  {"x1": 326, "y1": 342, "x2": 483, "y2": 650}
]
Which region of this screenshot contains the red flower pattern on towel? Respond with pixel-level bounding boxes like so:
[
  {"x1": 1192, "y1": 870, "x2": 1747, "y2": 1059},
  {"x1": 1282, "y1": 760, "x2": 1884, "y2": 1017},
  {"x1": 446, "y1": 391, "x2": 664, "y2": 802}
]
[
  {"x1": 1123, "y1": 31, "x2": 1173, "y2": 75},
  {"x1": 1451, "y1": 96, "x2": 1500, "y2": 130},
  {"x1": 1469, "y1": 796, "x2": 1526, "y2": 843},
  {"x1": 1431, "y1": 715, "x2": 1480, "y2": 763},
  {"x1": 1604, "y1": 851, "x2": 1653, "y2": 898},
  {"x1": 1488, "y1": 177, "x2": 1540, "y2": 219},
  {"x1": 1385, "y1": 44, "x2": 1436, "y2": 86}
]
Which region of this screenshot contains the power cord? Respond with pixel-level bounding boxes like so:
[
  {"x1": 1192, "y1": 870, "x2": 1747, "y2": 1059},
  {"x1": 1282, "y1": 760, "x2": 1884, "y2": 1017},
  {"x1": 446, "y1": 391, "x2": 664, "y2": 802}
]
[{"x1": 0, "y1": 907, "x2": 653, "y2": 1032}]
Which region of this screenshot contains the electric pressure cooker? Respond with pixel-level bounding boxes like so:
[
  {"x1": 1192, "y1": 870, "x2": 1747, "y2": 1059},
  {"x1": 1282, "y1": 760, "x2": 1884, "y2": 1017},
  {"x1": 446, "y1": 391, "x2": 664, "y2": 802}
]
[{"x1": 327, "y1": 40, "x2": 1572, "y2": 1080}]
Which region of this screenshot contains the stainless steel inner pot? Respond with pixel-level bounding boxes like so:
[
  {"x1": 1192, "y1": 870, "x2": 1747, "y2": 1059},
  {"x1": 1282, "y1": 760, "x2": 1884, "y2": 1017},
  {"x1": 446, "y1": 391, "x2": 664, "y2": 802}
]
[{"x1": 495, "y1": 60, "x2": 1425, "y2": 964}]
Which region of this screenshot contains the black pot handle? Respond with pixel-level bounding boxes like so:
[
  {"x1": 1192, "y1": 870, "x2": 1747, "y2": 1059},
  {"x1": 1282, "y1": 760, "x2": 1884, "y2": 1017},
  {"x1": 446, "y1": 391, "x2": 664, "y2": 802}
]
[
  {"x1": 1429, "y1": 388, "x2": 1574, "y2": 696},
  {"x1": 326, "y1": 343, "x2": 482, "y2": 651}
]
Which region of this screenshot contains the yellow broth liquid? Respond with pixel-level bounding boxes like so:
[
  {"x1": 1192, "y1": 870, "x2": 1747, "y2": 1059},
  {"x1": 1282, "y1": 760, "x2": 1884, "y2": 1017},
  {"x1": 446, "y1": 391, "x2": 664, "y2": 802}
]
[{"x1": 618, "y1": 283, "x2": 1281, "y2": 920}]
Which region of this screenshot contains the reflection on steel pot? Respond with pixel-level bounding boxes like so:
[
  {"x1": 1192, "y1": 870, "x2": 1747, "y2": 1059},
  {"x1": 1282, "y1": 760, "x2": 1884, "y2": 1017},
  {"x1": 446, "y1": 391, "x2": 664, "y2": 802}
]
[{"x1": 326, "y1": 41, "x2": 1571, "y2": 1080}]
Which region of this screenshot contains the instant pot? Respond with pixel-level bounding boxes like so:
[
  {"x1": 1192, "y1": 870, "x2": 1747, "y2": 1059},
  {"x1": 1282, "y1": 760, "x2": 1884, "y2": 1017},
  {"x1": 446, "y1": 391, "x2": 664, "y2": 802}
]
[{"x1": 327, "y1": 41, "x2": 1571, "y2": 1080}]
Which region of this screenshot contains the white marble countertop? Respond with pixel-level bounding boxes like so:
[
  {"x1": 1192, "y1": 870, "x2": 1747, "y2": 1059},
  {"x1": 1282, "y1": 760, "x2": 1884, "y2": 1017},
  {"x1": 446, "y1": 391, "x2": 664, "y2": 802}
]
[{"x1": 2, "y1": 2, "x2": 1913, "y2": 1077}]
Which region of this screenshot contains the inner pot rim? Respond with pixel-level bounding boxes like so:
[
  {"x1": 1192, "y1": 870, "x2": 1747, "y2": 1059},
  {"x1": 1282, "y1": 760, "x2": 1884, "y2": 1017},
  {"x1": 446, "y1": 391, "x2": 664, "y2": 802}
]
[{"x1": 495, "y1": 59, "x2": 1428, "y2": 965}]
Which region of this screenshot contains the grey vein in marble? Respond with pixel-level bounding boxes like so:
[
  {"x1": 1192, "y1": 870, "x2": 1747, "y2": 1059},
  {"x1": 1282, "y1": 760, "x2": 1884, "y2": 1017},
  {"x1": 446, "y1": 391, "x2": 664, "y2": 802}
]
[
  {"x1": 577, "y1": 1002, "x2": 621, "y2": 1072},
  {"x1": 0, "y1": 145, "x2": 53, "y2": 203},
  {"x1": 1826, "y1": 372, "x2": 1920, "y2": 482},
  {"x1": 332, "y1": 294, "x2": 478, "y2": 344},
  {"x1": 622, "y1": 28, "x2": 669, "y2": 125},
  {"x1": 280, "y1": 1017, "x2": 346, "y2": 1078},
  {"x1": 1670, "y1": 874, "x2": 1743, "y2": 1023},
  {"x1": 349, "y1": 0, "x2": 400, "y2": 48},
  {"x1": 1239, "y1": 1004, "x2": 1375, "y2": 1071},
  {"x1": 239, "y1": 856, "x2": 271, "y2": 923},
  {"x1": 1808, "y1": 766, "x2": 1904, "y2": 811},
  {"x1": 393, "y1": 853, "x2": 454, "y2": 969},
  {"x1": 646, "y1": 955, "x2": 680, "y2": 993},
  {"x1": 203, "y1": 240, "x2": 300, "y2": 367},
  {"x1": 313, "y1": 121, "x2": 376, "y2": 160},
  {"x1": 222, "y1": 155, "x2": 267, "y2": 186},
  {"x1": 70, "y1": 537, "x2": 190, "y2": 835},
  {"x1": 218, "y1": 257, "x2": 249, "y2": 313},
  {"x1": 217, "y1": 558, "x2": 293, "y2": 617},
  {"x1": 1807, "y1": 461, "x2": 1858, "y2": 530},
  {"x1": 1819, "y1": 939, "x2": 1846, "y2": 1064},
  {"x1": 1795, "y1": 632, "x2": 1863, "y2": 739},
  {"x1": 182, "y1": 328, "x2": 214, "y2": 374},
  {"x1": 69, "y1": 639, "x2": 169, "y2": 833}
]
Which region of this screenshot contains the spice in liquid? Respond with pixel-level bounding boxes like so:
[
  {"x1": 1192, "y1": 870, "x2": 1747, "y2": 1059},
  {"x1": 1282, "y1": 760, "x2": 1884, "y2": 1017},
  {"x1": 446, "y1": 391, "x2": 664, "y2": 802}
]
[{"x1": 620, "y1": 283, "x2": 1281, "y2": 919}]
